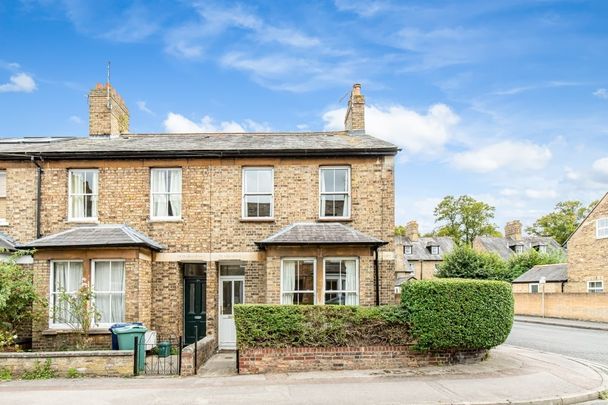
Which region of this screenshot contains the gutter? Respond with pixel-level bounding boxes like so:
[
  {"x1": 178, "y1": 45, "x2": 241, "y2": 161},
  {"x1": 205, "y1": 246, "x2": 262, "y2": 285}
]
[{"x1": 374, "y1": 246, "x2": 380, "y2": 306}]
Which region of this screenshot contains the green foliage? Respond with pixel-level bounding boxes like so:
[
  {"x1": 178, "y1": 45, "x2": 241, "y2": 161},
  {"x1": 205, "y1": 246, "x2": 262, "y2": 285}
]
[
  {"x1": 433, "y1": 195, "x2": 500, "y2": 245},
  {"x1": 506, "y1": 248, "x2": 567, "y2": 280},
  {"x1": 21, "y1": 359, "x2": 55, "y2": 380},
  {"x1": 234, "y1": 304, "x2": 410, "y2": 349},
  {"x1": 0, "y1": 250, "x2": 45, "y2": 348},
  {"x1": 401, "y1": 279, "x2": 514, "y2": 351},
  {"x1": 66, "y1": 367, "x2": 80, "y2": 378},
  {"x1": 0, "y1": 367, "x2": 12, "y2": 381},
  {"x1": 394, "y1": 225, "x2": 406, "y2": 236},
  {"x1": 52, "y1": 281, "x2": 101, "y2": 350},
  {"x1": 526, "y1": 200, "x2": 597, "y2": 245},
  {"x1": 436, "y1": 245, "x2": 511, "y2": 281}
]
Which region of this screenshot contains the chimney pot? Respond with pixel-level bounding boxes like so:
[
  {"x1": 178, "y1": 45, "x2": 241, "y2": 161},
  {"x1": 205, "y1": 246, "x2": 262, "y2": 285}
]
[
  {"x1": 344, "y1": 83, "x2": 365, "y2": 133},
  {"x1": 405, "y1": 220, "x2": 420, "y2": 241},
  {"x1": 88, "y1": 83, "x2": 129, "y2": 138}
]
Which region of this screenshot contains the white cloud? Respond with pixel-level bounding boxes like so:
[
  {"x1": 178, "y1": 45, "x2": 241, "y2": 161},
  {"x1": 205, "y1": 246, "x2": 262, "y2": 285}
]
[
  {"x1": 451, "y1": 140, "x2": 552, "y2": 173},
  {"x1": 68, "y1": 115, "x2": 82, "y2": 124},
  {"x1": 500, "y1": 188, "x2": 519, "y2": 196},
  {"x1": 137, "y1": 100, "x2": 154, "y2": 115},
  {"x1": 524, "y1": 188, "x2": 557, "y2": 199},
  {"x1": 593, "y1": 88, "x2": 608, "y2": 99},
  {"x1": 323, "y1": 103, "x2": 459, "y2": 154},
  {"x1": 564, "y1": 166, "x2": 580, "y2": 181},
  {"x1": 592, "y1": 157, "x2": 608, "y2": 177},
  {"x1": 163, "y1": 112, "x2": 270, "y2": 133},
  {"x1": 0, "y1": 73, "x2": 37, "y2": 93}
]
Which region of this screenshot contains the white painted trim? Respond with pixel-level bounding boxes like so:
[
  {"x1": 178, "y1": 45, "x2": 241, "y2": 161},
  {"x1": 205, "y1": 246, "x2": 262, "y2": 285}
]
[
  {"x1": 49, "y1": 260, "x2": 84, "y2": 330},
  {"x1": 596, "y1": 218, "x2": 608, "y2": 239},
  {"x1": 322, "y1": 257, "x2": 359, "y2": 305},
  {"x1": 587, "y1": 280, "x2": 604, "y2": 293},
  {"x1": 67, "y1": 169, "x2": 99, "y2": 222},
  {"x1": 319, "y1": 166, "x2": 351, "y2": 220},
  {"x1": 528, "y1": 283, "x2": 540, "y2": 293},
  {"x1": 218, "y1": 271, "x2": 246, "y2": 350},
  {"x1": 91, "y1": 260, "x2": 126, "y2": 328},
  {"x1": 241, "y1": 167, "x2": 274, "y2": 220},
  {"x1": 155, "y1": 252, "x2": 263, "y2": 262},
  {"x1": 280, "y1": 257, "x2": 317, "y2": 305},
  {"x1": 149, "y1": 168, "x2": 182, "y2": 221}
]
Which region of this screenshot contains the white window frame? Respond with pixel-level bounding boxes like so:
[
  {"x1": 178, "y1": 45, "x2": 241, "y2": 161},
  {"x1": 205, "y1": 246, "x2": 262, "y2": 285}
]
[
  {"x1": 150, "y1": 168, "x2": 182, "y2": 221},
  {"x1": 430, "y1": 246, "x2": 439, "y2": 255},
  {"x1": 536, "y1": 244, "x2": 547, "y2": 253},
  {"x1": 241, "y1": 167, "x2": 274, "y2": 219},
  {"x1": 596, "y1": 219, "x2": 608, "y2": 239},
  {"x1": 280, "y1": 258, "x2": 316, "y2": 305},
  {"x1": 407, "y1": 263, "x2": 415, "y2": 273},
  {"x1": 514, "y1": 245, "x2": 524, "y2": 254},
  {"x1": 91, "y1": 260, "x2": 126, "y2": 328},
  {"x1": 319, "y1": 166, "x2": 351, "y2": 219},
  {"x1": 322, "y1": 257, "x2": 359, "y2": 306},
  {"x1": 529, "y1": 283, "x2": 540, "y2": 293},
  {"x1": 49, "y1": 260, "x2": 84, "y2": 329},
  {"x1": 587, "y1": 280, "x2": 604, "y2": 293},
  {"x1": 404, "y1": 245, "x2": 413, "y2": 255},
  {"x1": 68, "y1": 169, "x2": 98, "y2": 222}
]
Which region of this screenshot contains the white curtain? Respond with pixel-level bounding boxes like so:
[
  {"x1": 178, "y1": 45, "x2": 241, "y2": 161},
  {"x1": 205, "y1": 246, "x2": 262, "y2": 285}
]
[
  {"x1": 168, "y1": 169, "x2": 181, "y2": 216},
  {"x1": 94, "y1": 261, "x2": 125, "y2": 324},
  {"x1": 344, "y1": 260, "x2": 358, "y2": 305},
  {"x1": 152, "y1": 170, "x2": 167, "y2": 217},
  {"x1": 111, "y1": 262, "x2": 125, "y2": 323},
  {"x1": 70, "y1": 172, "x2": 85, "y2": 218},
  {"x1": 282, "y1": 261, "x2": 296, "y2": 304},
  {"x1": 54, "y1": 262, "x2": 83, "y2": 323}
]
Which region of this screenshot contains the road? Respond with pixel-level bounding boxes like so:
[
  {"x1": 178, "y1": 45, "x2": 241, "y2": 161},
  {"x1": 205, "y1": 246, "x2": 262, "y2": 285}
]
[{"x1": 507, "y1": 320, "x2": 608, "y2": 366}]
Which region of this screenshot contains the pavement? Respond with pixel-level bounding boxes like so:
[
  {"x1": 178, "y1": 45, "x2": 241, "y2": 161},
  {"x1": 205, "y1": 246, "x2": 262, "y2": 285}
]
[
  {"x1": 1, "y1": 345, "x2": 607, "y2": 404},
  {"x1": 515, "y1": 315, "x2": 608, "y2": 331}
]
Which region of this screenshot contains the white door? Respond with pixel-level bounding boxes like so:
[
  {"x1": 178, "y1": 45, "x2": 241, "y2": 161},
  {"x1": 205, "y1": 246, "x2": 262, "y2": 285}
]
[{"x1": 219, "y1": 276, "x2": 244, "y2": 350}]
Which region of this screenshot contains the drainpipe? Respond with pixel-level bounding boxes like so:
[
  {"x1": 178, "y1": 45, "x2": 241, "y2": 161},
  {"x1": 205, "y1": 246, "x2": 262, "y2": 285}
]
[
  {"x1": 374, "y1": 246, "x2": 380, "y2": 306},
  {"x1": 31, "y1": 156, "x2": 43, "y2": 239}
]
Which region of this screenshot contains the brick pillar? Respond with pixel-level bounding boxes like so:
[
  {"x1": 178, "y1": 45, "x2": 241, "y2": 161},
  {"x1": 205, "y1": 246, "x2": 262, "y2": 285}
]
[{"x1": 344, "y1": 83, "x2": 365, "y2": 132}]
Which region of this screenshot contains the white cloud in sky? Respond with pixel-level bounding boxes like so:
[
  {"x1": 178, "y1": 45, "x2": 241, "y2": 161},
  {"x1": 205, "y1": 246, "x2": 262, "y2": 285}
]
[
  {"x1": 451, "y1": 140, "x2": 552, "y2": 173},
  {"x1": 137, "y1": 100, "x2": 154, "y2": 115},
  {"x1": 323, "y1": 104, "x2": 459, "y2": 154},
  {"x1": 592, "y1": 157, "x2": 608, "y2": 178},
  {"x1": 524, "y1": 188, "x2": 557, "y2": 199},
  {"x1": 163, "y1": 112, "x2": 271, "y2": 133},
  {"x1": 0, "y1": 73, "x2": 37, "y2": 93},
  {"x1": 593, "y1": 88, "x2": 608, "y2": 99},
  {"x1": 68, "y1": 115, "x2": 82, "y2": 124}
]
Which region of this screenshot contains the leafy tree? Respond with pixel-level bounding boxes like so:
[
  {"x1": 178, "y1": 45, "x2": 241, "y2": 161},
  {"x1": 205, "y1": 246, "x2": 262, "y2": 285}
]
[
  {"x1": 0, "y1": 250, "x2": 45, "y2": 349},
  {"x1": 394, "y1": 225, "x2": 406, "y2": 236},
  {"x1": 526, "y1": 200, "x2": 598, "y2": 245},
  {"x1": 436, "y1": 246, "x2": 510, "y2": 282},
  {"x1": 506, "y1": 248, "x2": 567, "y2": 280},
  {"x1": 433, "y1": 195, "x2": 500, "y2": 245}
]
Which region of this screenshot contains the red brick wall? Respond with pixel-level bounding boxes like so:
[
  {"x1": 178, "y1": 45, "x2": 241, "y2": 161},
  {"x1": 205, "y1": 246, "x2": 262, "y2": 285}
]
[{"x1": 238, "y1": 345, "x2": 487, "y2": 374}]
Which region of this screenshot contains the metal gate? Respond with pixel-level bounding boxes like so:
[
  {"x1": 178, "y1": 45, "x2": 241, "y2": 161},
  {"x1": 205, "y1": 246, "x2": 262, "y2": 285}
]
[{"x1": 133, "y1": 334, "x2": 183, "y2": 376}]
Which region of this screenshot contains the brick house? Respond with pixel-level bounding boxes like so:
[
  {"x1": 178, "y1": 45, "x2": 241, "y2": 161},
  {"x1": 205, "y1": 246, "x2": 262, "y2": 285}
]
[
  {"x1": 473, "y1": 220, "x2": 563, "y2": 259},
  {"x1": 0, "y1": 83, "x2": 399, "y2": 350}
]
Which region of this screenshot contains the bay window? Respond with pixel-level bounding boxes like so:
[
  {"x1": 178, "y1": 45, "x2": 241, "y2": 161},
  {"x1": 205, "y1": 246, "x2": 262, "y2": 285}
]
[
  {"x1": 281, "y1": 259, "x2": 315, "y2": 305},
  {"x1": 68, "y1": 169, "x2": 98, "y2": 220},
  {"x1": 242, "y1": 167, "x2": 273, "y2": 218},
  {"x1": 51, "y1": 261, "x2": 83, "y2": 327},
  {"x1": 324, "y1": 258, "x2": 358, "y2": 305},
  {"x1": 92, "y1": 261, "x2": 125, "y2": 325},
  {"x1": 319, "y1": 167, "x2": 350, "y2": 218},
  {"x1": 151, "y1": 168, "x2": 182, "y2": 219}
]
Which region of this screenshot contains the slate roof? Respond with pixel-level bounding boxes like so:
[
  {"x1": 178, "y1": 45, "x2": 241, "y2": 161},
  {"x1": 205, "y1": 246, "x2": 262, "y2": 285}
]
[
  {"x1": 0, "y1": 232, "x2": 16, "y2": 251},
  {"x1": 397, "y1": 236, "x2": 455, "y2": 261},
  {"x1": 475, "y1": 236, "x2": 563, "y2": 260},
  {"x1": 256, "y1": 223, "x2": 386, "y2": 247},
  {"x1": 20, "y1": 224, "x2": 164, "y2": 251},
  {"x1": 512, "y1": 263, "x2": 568, "y2": 284},
  {"x1": 0, "y1": 131, "x2": 399, "y2": 160},
  {"x1": 395, "y1": 273, "x2": 417, "y2": 287}
]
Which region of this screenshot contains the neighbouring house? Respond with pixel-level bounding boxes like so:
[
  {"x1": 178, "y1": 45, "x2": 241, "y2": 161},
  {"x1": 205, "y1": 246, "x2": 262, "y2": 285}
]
[
  {"x1": 0, "y1": 83, "x2": 399, "y2": 351},
  {"x1": 512, "y1": 263, "x2": 568, "y2": 293},
  {"x1": 473, "y1": 220, "x2": 563, "y2": 260},
  {"x1": 395, "y1": 221, "x2": 455, "y2": 289}
]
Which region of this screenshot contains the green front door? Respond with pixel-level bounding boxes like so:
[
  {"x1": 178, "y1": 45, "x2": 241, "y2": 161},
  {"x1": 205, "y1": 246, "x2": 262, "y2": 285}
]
[{"x1": 184, "y1": 277, "x2": 206, "y2": 345}]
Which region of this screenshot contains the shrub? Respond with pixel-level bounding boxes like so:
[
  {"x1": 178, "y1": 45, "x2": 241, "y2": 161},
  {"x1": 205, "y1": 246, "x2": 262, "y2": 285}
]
[
  {"x1": 234, "y1": 304, "x2": 410, "y2": 349},
  {"x1": 436, "y1": 246, "x2": 510, "y2": 281},
  {"x1": 0, "y1": 367, "x2": 11, "y2": 381},
  {"x1": 506, "y1": 249, "x2": 566, "y2": 280},
  {"x1": 21, "y1": 359, "x2": 55, "y2": 380},
  {"x1": 401, "y1": 279, "x2": 513, "y2": 351},
  {"x1": 66, "y1": 368, "x2": 80, "y2": 378}
]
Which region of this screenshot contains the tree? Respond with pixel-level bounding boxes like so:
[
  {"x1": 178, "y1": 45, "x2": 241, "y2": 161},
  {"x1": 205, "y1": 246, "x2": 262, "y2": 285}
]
[
  {"x1": 506, "y1": 249, "x2": 567, "y2": 281},
  {"x1": 526, "y1": 200, "x2": 598, "y2": 245},
  {"x1": 0, "y1": 250, "x2": 44, "y2": 350},
  {"x1": 436, "y1": 246, "x2": 510, "y2": 282},
  {"x1": 433, "y1": 195, "x2": 500, "y2": 245},
  {"x1": 394, "y1": 225, "x2": 406, "y2": 236}
]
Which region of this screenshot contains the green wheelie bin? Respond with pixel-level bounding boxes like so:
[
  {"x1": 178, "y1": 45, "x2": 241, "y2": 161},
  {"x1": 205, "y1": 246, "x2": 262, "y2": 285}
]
[{"x1": 114, "y1": 324, "x2": 148, "y2": 372}]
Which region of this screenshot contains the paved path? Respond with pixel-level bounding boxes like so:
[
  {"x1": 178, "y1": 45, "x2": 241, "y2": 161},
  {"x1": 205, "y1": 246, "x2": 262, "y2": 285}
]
[
  {"x1": 508, "y1": 320, "x2": 608, "y2": 366},
  {"x1": 0, "y1": 346, "x2": 606, "y2": 404}
]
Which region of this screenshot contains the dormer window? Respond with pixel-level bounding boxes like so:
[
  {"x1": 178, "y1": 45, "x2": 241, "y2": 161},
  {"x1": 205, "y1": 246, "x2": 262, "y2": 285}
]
[
  {"x1": 512, "y1": 244, "x2": 524, "y2": 254},
  {"x1": 429, "y1": 245, "x2": 439, "y2": 255},
  {"x1": 596, "y1": 218, "x2": 608, "y2": 239},
  {"x1": 534, "y1": 244, "x2": 547, "y2": 253},
  {"x1": 404, "y1": 245, "x2": 413, "y2": 255}
]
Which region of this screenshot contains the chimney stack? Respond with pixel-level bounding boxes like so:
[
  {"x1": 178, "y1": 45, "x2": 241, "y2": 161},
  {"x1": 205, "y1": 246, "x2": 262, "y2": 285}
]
[
  {"x1": 505, "y1": 220, "x2": 522, "y2": 241},
  {"x1": 405, "y1": 220, "x2": 420, "y2": 241},
  {"x1": 88, "y1": 83, "x2": 129, "y2": 137},
  {"x1": 344, "y1": 83, "x2": 365, "y2": 132}
]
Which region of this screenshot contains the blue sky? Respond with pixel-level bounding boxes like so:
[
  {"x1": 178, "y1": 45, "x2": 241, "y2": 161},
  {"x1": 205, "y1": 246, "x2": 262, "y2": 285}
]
[{"x1": 1, "y1": 0, "x2": 608, "y2": 233}]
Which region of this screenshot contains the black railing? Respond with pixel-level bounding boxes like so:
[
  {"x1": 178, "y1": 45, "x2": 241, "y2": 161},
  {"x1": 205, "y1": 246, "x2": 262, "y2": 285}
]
[{"x1": 134, "y1": 334, "x2": 182, "y2": 376}]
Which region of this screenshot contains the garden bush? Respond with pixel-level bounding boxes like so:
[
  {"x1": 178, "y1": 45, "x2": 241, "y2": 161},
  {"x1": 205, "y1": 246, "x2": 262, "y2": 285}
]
[
  {"x1": 401, "y1": 279, "x2": 513, "y2": 351},
  {"x1": 506, "y1": 248, "x2": 566, "y2": 280},
  {"x1": 234, "y1": 304, "x2": 410, "y2": 349},
  {"x1": 436, "y1": 246, "x2": 511, "y2": 281}
]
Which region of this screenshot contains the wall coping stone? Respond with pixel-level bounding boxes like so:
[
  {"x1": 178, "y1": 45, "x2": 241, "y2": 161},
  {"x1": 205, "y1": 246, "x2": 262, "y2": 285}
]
[{"x1": 0, "y1": 350, "x2": 132, "y2": 359}]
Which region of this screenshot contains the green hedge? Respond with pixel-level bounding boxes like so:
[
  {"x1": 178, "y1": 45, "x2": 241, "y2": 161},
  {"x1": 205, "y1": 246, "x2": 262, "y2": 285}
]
[
  {"x1": 234, "y1": 304, "x2": 410, "y2": 349},
  {"x1": 401, "y1": 279, "x2": 513, "y2": 351}
]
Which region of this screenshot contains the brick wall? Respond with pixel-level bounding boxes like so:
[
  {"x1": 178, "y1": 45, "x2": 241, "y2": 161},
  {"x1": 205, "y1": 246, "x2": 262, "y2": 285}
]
[
  {"x1": 181, "y1": 335, "x2": 217, "y2": 376},
  {"x1": 238, "y1": 346, "x2": 487, "y2": 374},
  {"x1": 0, "y1": 164, "x2": 37, "y2": 242},
  {"x1": 514, "y1": 292, "x2": 608, "y2": 322},
  {"x1": 512, "y1": 282, "x2": 563, "y2": 293}
]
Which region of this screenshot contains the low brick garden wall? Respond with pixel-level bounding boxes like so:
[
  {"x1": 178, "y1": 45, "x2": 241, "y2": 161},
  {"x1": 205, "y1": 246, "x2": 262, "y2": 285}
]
[
  {"x1": 0, "y1": 350, "x2": 133, "y2": 377},
  {"x1": 181, "y1": 335, "x2": 217, "y2": 376},
  {"x1": 238, "y1": 345, "x2": 487, "y2": 374}
]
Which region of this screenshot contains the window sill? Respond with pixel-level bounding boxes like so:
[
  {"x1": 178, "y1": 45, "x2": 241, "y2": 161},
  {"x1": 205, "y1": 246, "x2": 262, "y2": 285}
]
[
  {"x1": 42, "y1": 328, "x2": 111, "y2": 336},
  {"x1": 317, "y1": 217, "x2": 352, "y2": 222},
  {"x1": 0, "y1": 221, "x2": 8, "y2": 226},
  {"x1": 67, "y1": 219, "x2": 99, "y2": 224},
  {"x1": 149, "y1": 218, "x2": 183, "y2": 223},
  {"x1": 240, "y1": 218, "x2": 275, "y2": 223}
]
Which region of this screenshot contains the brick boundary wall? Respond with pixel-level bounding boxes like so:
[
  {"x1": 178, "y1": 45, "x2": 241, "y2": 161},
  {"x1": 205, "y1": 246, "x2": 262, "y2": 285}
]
[
  {"x1": 0, "y1": 350, "x2": 133, "y2": 377},
  {"x1": 181, "y1": 335, "x2": 217, "y2": 376},
  {"x1": 514, "y1": 293, "x2": 608, "y2": 322},
  {"x1": 238, "y1": 345, "x2": 487, "y2": 375}
]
